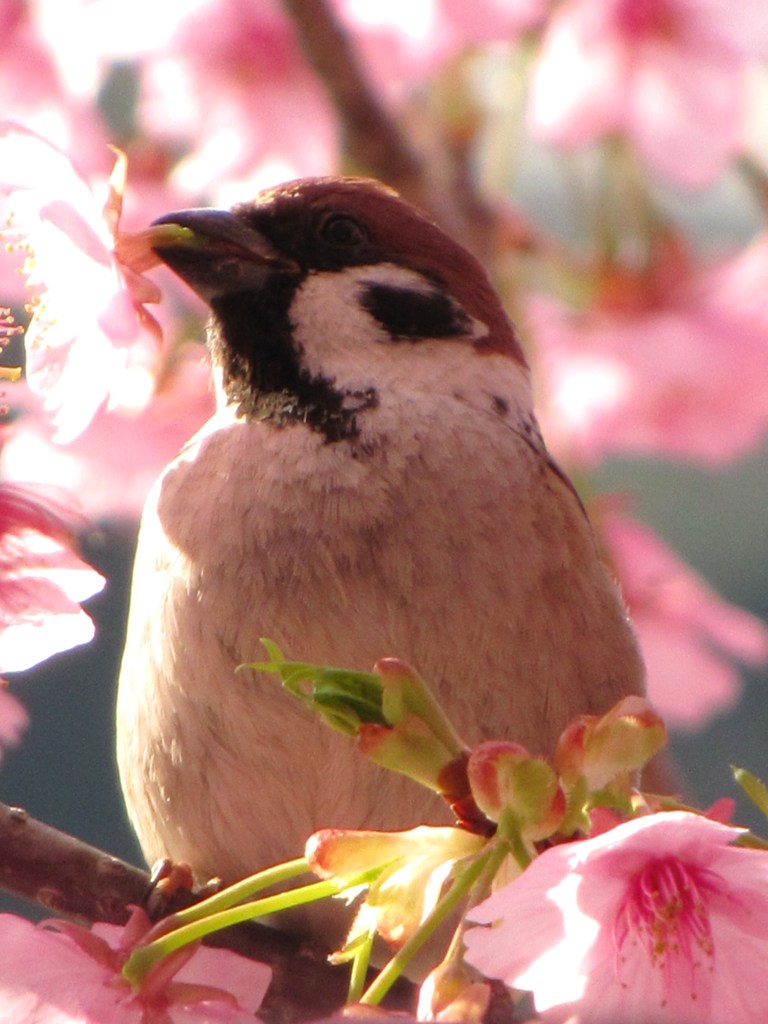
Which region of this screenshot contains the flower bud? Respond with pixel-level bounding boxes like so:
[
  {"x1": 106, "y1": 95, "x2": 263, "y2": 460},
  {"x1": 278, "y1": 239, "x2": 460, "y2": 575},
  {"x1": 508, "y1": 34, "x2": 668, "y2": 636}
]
[
  {"x1": 555, "y1": 695, "x2": 666, "y2": 792},
  {"x1": 468, "y1": 741, "x2": 564, "y2": 841}
]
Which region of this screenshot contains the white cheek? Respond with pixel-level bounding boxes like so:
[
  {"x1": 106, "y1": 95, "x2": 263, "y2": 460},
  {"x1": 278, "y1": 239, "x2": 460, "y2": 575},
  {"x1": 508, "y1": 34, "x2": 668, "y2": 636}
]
[
  {"x1": 290, "y1": 263, "x2": 490, "y2": 381},
  {"x1": 289, "y1": 265, "x2": 392, "y2": 377},
  {"x1": 289, "y1": 263, "x2": 533, "y2": 432}
]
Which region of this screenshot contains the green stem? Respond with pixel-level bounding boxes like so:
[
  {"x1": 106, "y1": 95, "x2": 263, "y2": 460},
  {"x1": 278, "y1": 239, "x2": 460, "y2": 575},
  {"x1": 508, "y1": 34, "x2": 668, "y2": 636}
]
[
  {"x1": 147, "y1": 858, "x2": 311, "y2": 941},
  {"x1": 441, "y1": 836, "x2": 512, "y2": 965},
  {"x1": 347, "y1": 927, "x2": 376, "y2": 1004},
  {"x1": 466, "y1": 836, "x2": 512, "y2": 910},
  {"x1": 124, "y1": 868, "x2": 373, "y2": 988},
  {"x1": 495, "y1": 809, "x2": 532, "y2": 872},
  {"x1": 507, "y1": 829, "x2": 533, "y2": 871},
  {"x1": 359, "y1": 846, "x2": 496, "y2": 1007}
]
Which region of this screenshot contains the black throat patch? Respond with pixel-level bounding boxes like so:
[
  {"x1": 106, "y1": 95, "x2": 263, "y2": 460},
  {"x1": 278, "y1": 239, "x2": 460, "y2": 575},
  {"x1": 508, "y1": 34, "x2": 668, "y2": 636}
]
[{"x1": 208, "y1": 286, "x2": 377, "y2": 443}]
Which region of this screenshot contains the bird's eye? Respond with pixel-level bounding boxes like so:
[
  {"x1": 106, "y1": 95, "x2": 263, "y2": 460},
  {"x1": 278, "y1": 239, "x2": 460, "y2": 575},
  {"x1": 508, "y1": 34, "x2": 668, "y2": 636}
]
[{"x1": 319, "y1": 213, "x2": 368, "y2": 248}]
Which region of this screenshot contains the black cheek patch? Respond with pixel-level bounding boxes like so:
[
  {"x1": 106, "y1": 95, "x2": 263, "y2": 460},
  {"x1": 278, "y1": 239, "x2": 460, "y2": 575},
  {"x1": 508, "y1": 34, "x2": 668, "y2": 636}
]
[{"x1": 360, "y1": 283, "x2": 474, "y2": 341}]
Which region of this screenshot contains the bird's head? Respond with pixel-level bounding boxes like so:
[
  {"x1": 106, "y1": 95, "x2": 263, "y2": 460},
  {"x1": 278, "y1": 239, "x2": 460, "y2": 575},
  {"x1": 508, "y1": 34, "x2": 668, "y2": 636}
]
[{"x1": 151, "y1": 177, "x2": 529, "y2": 442}]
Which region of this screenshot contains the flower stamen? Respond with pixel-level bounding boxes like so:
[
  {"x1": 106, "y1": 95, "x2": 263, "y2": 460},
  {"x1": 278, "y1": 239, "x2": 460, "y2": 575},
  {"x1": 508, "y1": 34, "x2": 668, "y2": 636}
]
[{"x1": 615, "y1": 856, "x2": 722, "y2": 1001}]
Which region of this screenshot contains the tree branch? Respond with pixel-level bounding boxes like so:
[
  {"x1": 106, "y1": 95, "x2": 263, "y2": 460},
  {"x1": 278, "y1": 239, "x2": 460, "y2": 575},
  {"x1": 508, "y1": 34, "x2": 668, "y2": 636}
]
[
  {"x1": 0, "y1": 800, "x2": 415, "y2": 1023},
  {"x1": 280, "y1": 0, "x2": 496, "y2": 257},
  {"x1": 280, "y1": 0, "x2": 424, "y2": 194},
  {"x1": 0, "y1": 802, "x2": 148, "y2": 923}
]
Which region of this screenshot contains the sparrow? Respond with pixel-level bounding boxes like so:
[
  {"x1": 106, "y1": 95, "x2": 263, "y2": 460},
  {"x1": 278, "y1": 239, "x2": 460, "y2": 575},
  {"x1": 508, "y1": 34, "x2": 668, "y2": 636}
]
[{"x1": 116, "y1": 176, "x2": 645, "y2": 904}]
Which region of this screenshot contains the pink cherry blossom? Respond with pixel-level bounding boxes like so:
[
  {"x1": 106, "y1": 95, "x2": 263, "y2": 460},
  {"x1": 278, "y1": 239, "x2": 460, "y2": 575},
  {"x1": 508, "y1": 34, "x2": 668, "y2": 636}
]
[
  {"x1": 604, "y1": 510, "x2": 768, "y2": 728},
  {"x1": 0, "y1": 482, "x2": 104, "y2": 673},
  {"x1": 529, "y1": 0, "x2": 768, "y2": 186},
  {"x1": 3, "y1": 348, "x2": 214, "y2": 519},
  {"x1": 335, "y1": 0, "x2": 545, "y2": 96},
  {"x1": 135, "y1": 0, "x2": 338, "y2": 203},
  {"x1": 28, "y1": 0, "x2": 204, "y2": 64},
  {"x1": 532, "y1": 236, "x2": 768, "y2": 466},
  {"x1": 307, "y1": 825, "x2": 485, "y2": 947},
  {"x1": 0, "y1": 124, "x2": 162, "y2": 442},
  {"x1": 0, "y1": 687, "x2": 28, "y2": 761},
  {"x1": 0, "y1": 908, "x2": 270, "y2": 1023},
  {"x1": 464, "y1": 810, "x2": 768, "y2": 1023},
  {"x1": 432, "y1": 0, "x2": 545, "y2": 43},
  {"x1": 0, "y1": 1, "x2": 109, "y2": 183}
]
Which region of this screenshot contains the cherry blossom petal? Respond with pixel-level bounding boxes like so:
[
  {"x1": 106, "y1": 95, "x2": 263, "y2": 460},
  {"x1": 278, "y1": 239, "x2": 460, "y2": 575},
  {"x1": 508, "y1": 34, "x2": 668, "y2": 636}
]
[
  {"x1": 0, "y1": 483, "x2": 104, "y2": 673},
  {"x1": 2, "y1": 349, "x2": 214, "y2": 519},
  {"x1": 529, "y1": 0, "x2": 768, "y2": 185},
  {"x1": 308, "y1": 825, "x2": 485, "y2": 947},
  {"x1": 464, "y1": 811, "x2": 768, "y2": 1023},
  {"x1": 532, "y1": 237, "x2": 768, "y2": 465},
  {"x1": 629, "y1": 36, "x2": 746, "y2": 186},
  {"x1": 0, "y1": 687, "x2": 28, "y2": 759},
  {"x1": 0, "y1": 124, "x2": 161, "y2": 442},
  {"x1": 529, "y1": 0, "x2": 629, "y2": 145},
  {"x1": 93, "y1": 922, "x2": 270, "y2": 1021},
  {"x1": 135, "y1": 0, "x2": 338, "y2": 202},
  {"x1": 0, "y1": 911, "x2": 270, "y2": 1024},
  {"x1": 0, "y1": 2, "x2": 110, "y2": 191},
  {"x1": 604, "y1": 512, "x2": 768, "y2": 728},
  {"x1": 337, "y1": 0, "x2": 545, "y2": 95}
]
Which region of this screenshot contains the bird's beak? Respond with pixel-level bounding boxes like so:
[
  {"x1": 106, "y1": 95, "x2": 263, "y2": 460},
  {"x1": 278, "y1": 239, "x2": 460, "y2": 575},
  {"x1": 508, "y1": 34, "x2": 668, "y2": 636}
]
[{"x1": 149, "y1": 209, "x2": 298, "y2": 303}]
